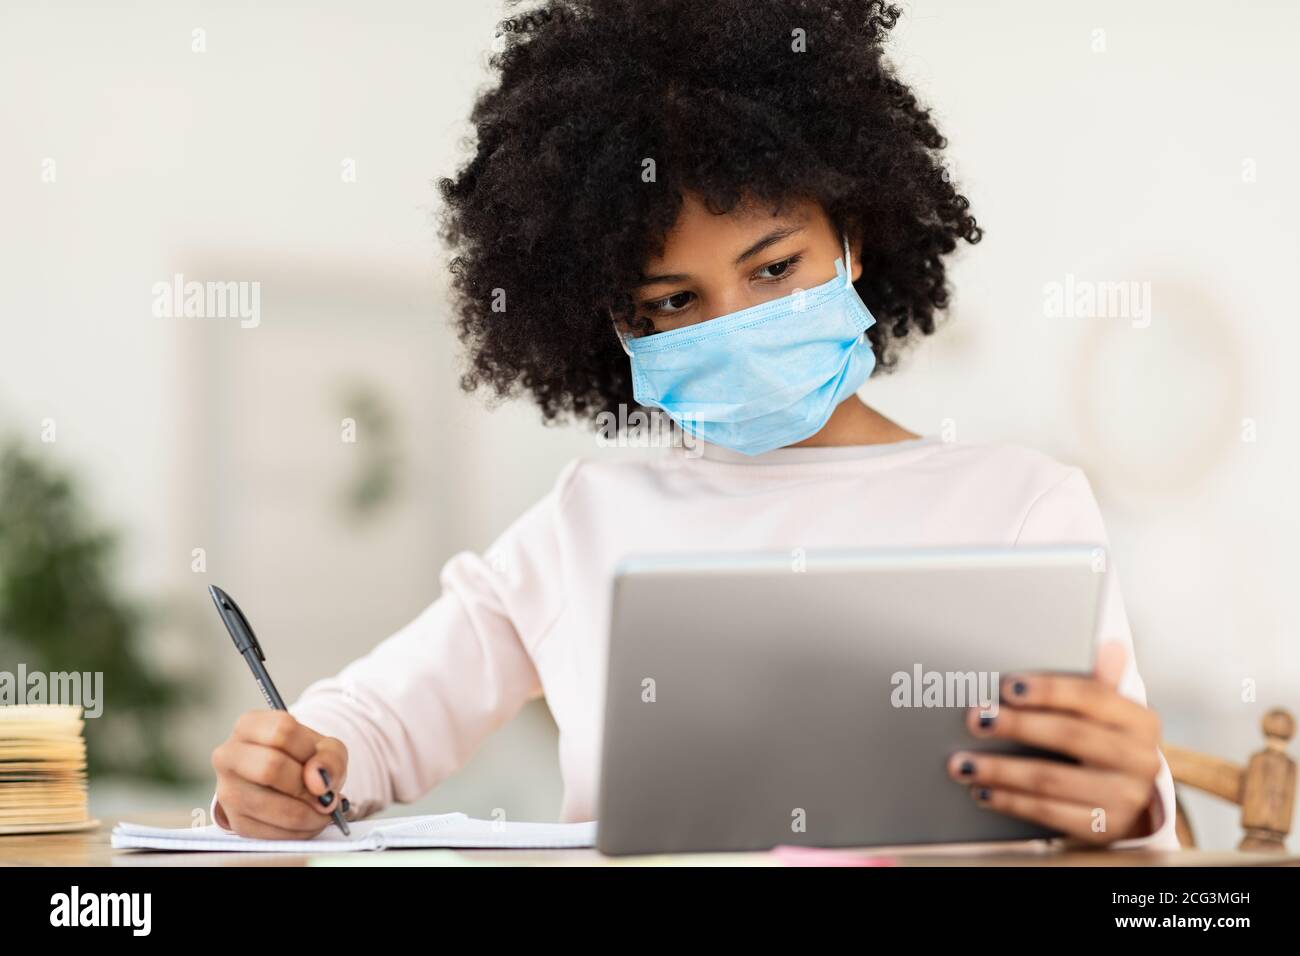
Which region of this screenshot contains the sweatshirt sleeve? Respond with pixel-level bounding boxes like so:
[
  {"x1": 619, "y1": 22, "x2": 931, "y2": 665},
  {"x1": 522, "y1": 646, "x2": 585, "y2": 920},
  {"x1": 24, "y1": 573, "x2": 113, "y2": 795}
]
[
  {"x1": 210, "y1": 459, "x2": 581, "y2": 831},
  {"x1": 1012, "y1": 465, "x2": 1181, "y2": 851}
]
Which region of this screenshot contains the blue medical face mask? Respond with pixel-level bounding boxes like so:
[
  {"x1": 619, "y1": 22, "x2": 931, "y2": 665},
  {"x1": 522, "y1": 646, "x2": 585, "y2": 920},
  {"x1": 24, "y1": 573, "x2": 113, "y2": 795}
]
[{"x1": 616, "y1": 235, "x2": 877, "y2": 456}]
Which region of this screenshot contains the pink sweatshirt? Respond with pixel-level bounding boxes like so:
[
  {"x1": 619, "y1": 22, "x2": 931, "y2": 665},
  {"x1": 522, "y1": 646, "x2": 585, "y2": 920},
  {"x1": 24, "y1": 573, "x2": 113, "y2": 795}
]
[{"x1": 212, "y1": 434, "x2": 1180, "y2": 850}]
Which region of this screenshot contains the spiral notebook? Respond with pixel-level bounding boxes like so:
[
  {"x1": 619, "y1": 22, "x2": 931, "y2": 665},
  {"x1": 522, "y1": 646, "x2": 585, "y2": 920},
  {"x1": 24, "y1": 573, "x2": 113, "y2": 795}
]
[{"x1": 111, "y1": 813, "x2": 597, "y2": 852}]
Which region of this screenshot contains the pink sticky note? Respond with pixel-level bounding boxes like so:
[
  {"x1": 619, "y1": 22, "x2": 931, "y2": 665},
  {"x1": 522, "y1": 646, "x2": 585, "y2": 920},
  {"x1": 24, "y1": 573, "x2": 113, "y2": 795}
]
[{"x1": 770, "y1": 844, "x2": 897, "y2": 867}]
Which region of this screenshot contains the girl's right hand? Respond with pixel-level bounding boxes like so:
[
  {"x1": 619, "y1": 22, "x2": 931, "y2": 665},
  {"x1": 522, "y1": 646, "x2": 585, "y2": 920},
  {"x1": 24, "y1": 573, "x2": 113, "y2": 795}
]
[{"x1": 210, "y1": 711, "x2": 349, "y2": 839}]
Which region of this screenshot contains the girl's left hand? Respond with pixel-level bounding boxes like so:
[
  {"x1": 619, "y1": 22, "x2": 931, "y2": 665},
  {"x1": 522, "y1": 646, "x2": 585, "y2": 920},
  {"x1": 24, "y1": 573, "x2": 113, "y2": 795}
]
[{"x1": 947, "y1": 641, "x2": 1165, "y2": 844}]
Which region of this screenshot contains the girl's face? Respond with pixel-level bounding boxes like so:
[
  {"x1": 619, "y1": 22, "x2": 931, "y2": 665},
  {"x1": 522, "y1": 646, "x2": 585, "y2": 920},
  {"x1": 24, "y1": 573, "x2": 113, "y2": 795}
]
[{"x1": 630, "y1": 193, "x2": 863, "y2": 335}]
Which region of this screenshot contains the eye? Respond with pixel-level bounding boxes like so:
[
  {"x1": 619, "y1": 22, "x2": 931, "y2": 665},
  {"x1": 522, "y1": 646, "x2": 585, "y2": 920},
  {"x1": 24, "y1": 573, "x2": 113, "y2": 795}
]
[
  {"x1": 754, "y1": 254, "x2": 803, "y2": 282},
  {"x1": 643, "y1": 291, "x2": 695, "y2": 315}
]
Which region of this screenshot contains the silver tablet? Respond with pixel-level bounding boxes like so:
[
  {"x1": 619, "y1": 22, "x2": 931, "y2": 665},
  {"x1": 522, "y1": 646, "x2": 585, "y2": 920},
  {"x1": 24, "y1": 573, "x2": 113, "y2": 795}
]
[{"x1": 595, "y1": 546, "x2": 1107, "y2": 855}]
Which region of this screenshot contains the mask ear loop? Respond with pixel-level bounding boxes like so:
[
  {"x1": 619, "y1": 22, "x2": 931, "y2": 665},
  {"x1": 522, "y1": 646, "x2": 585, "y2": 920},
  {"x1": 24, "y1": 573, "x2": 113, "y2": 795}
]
[{"x1": 610, "y1": 309, "x2": 633, "y2": 356}]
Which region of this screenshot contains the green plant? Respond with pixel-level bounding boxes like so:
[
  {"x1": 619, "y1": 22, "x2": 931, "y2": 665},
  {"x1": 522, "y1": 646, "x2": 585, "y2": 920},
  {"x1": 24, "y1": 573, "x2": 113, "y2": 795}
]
[{"x1": 0, "y1": 437, "x2": 202, "y2": 782}]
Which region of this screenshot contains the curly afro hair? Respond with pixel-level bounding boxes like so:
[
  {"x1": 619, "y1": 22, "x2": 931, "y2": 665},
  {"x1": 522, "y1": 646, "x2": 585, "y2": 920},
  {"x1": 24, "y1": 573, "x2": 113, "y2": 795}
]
[{"x1": 437, "y1": 0, "x2": 981, "y2": 424}]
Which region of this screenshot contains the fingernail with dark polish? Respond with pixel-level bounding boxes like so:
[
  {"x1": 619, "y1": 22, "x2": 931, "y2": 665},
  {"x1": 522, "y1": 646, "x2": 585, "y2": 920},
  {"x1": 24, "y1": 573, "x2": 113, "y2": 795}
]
[
  {"x1": 959, "y1": 760, "x2": 976, "y2": 777},
  {"x1": 1011, "y1": 680, "x2": 1028, "y2": 697},
  {"x1": 341, "y1": 797, "x2": 350, "y2": 814},
  {"x1": 318, "y1": 790, "x2": 334, "y2": 806},
  {"x1": 319, "y1": 768, "x2": 332, "y2": 787},
  {"x1": 979, "y1": 714, "x2": 995, "y2": 729},
  {"x1": 976, "y1": 788, "x2": 991, "y2": 802}
]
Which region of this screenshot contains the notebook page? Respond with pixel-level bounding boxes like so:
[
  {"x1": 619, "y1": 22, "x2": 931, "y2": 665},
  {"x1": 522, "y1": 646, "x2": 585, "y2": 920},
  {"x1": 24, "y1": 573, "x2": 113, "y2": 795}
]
[
  {"x1": 374, "y1": 815, "x2": 597, "y2": 849},
  {"x1": 110, "y1": 813, "x2": 596, "y2": 852},
  {"x1": 110, "y1": 816, "x2": 405, "y2": 852}
]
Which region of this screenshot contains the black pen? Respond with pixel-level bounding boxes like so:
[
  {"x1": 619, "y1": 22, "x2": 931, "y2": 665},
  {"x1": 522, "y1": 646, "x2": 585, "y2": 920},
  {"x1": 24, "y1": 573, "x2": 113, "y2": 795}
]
[{"x1": 208, "y1": 584, "x2": 350, "y2": 836}]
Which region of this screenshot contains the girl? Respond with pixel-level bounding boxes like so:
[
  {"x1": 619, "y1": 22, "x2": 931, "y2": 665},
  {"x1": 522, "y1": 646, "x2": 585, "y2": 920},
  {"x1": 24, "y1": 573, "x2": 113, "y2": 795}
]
[{"x1": 210, "y1": 0, "x2": 1177, "y2": 849}]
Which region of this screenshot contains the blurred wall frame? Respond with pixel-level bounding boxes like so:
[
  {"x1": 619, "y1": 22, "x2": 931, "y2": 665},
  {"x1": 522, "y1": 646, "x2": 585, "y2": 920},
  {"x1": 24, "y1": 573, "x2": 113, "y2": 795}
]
[
  {"x1": 164, "y1": 251, "x2": 564, "y2": 818},
  {"x1": 169, "y1": 251, "x2": 461, "y2": 673}
]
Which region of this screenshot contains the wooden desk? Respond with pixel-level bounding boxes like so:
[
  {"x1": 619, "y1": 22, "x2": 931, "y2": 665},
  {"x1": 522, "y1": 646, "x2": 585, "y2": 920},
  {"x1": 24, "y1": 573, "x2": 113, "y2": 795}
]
[{"x1": 3, "y1": 811, "x2": 1298, "y2": 867}]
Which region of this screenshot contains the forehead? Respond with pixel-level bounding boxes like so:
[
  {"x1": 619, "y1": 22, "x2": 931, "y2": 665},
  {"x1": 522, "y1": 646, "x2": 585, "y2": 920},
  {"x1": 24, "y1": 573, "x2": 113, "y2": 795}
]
[{"x1": 647, "y1": 193, "x2": 824, "y2": 265}]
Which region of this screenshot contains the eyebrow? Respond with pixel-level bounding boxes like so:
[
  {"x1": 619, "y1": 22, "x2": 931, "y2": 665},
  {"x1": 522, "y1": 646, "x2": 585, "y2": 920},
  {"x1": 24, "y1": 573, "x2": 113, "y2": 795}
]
[{"x1": 636, "y1": 224, "x2": 806, "y2": 287}]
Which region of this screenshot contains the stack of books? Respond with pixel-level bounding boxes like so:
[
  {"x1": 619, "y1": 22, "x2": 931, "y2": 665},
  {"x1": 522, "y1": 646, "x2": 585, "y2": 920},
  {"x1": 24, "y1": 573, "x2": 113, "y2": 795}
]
[{"x1": 0, "y1": 704, "x2": 94, "y2": 834}]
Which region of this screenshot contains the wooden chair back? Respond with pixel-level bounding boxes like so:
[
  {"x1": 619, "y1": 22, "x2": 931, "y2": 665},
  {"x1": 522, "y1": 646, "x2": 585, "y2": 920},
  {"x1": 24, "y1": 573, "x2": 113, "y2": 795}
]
[{"x1": 1162, "y1": 707, "x2": 1295, "y2": 850}]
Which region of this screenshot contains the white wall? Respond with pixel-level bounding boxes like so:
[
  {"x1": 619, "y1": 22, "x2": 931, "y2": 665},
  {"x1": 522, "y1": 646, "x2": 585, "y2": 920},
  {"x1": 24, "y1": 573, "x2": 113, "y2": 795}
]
[{"x1": 2, "y1": 0, "x2": 1296, "y2": 847}]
